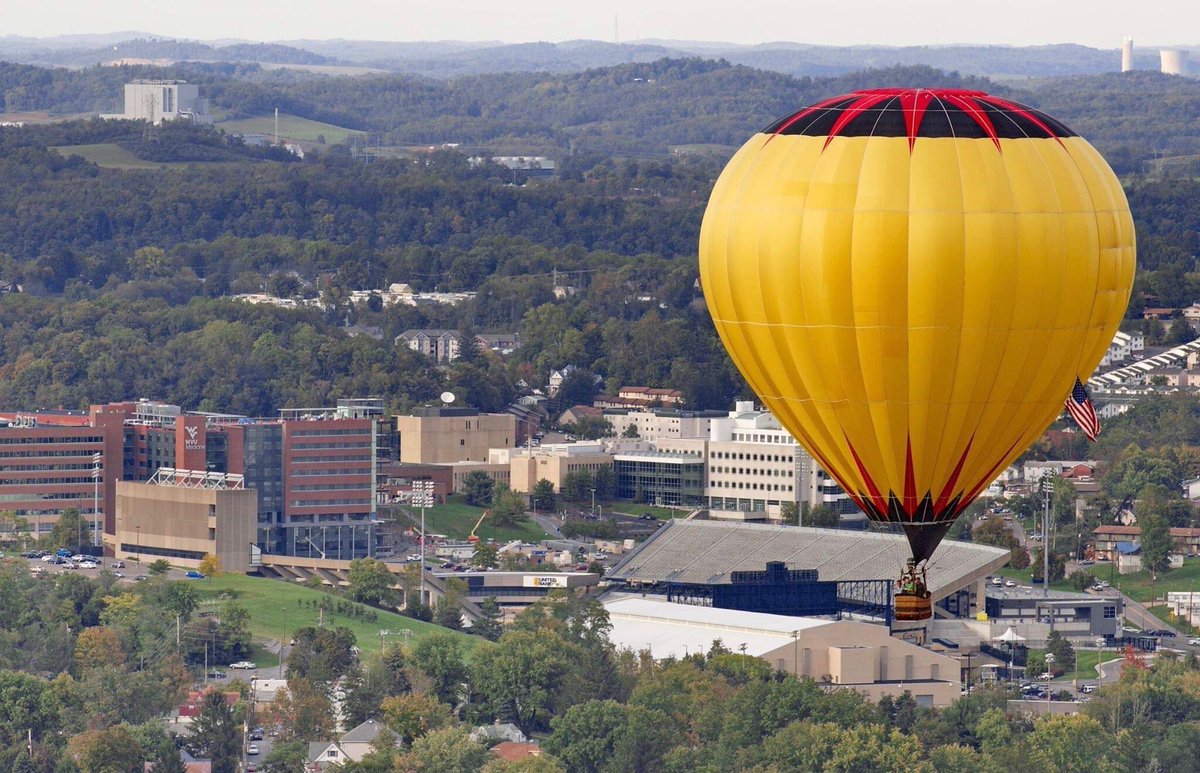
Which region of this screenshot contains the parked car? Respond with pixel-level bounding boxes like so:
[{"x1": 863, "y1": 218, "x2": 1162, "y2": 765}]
[
  {"x1": 113, "y1": 572, "x2": 125, "y2": 578},
  {"x1": 111, "y1": 560, "x2": 125, "y2": 569},
  {"x1": 134, "y1": 575, "x2": 148, "y2": 582},
  {"x1": 247, "y1": 744, "x2": 260, "y2": 755},
  {"x1": 249, "y1": 730, "x2": 264, "y2": 741},
  {"x1": 1187, "y1": 637, "x2": 1200, "y2": 646},
  {"x1": 206, "y1": 670, "x2": 227, "y2": 679},
  {"x1": 1004, "y1": 579, "x2": 1016, "y2": 587},
  {"x1": 406, "y1": 554, "x2": 423, "y2": 562},
  {"x1": 230, "y1": 661, "x2": 256, "y2": 670},
  {"x1": 80, "y1": 561, "x2": 98, "y2": 569},
  {"x1": 185, "y1": 570, "x2": 206, "y2": 579},
  {"x1": 1080, "y1": 684, "x2": 1097, "y2": 694},
  {"x1": 1036, "y1": 672, "x2": 1055, "y2": 681}
]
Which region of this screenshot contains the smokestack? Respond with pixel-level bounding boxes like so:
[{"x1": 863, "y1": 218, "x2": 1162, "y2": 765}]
[
  {"x1": 274, "y1": 107, "x2": 279, "y2": 145},
  {"x1": 1121, "y1": 37, "x2": 1133, "y2": 72}
]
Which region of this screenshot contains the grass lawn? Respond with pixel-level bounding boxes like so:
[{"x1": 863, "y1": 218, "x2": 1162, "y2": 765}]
[
  {"x1": 216, "y1": 113, "x2": 364, "y2": 144},
  {"x1": 1025, "y1": 648, "x2": 1114, "y2": 679},
  {"x1": 1088, "y1": 560, "x2": 1200, "y2": 603},
  {"x1": 405, "y1": 496, "x2": 549, "y2": 543},
  {"x1": 194, "y1": 573, "x2": 468, "y2": 656},
  {"x1": 51, "y1": 143, "x2": 236, "y2": 170}
]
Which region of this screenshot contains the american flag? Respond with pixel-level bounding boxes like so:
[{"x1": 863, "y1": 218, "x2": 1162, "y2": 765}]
[{"x1": 1064, "y1": 377, "x2": 1100, "y2": 441}]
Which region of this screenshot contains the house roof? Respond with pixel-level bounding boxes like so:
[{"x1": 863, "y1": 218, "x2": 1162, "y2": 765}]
[
  {"x1": 340, "y1": 719, "x2": 387, "y2": 745},
  {"x1": 1094, "y1": 525, "x2": 1142, "y2": 536},
  {"x1": 307, "y1": 741, "x2": 344, "y2": 764},
  {"x1": 491, "y1": 742, "x2": 542, "y2": 762}
]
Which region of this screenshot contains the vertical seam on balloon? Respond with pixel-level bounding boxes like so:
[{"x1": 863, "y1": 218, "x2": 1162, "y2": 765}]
[
  {"x1": 929, "y1": 95, "x2": 973, "y2": 517},
  {"x1": 1060, "y1": 142, "x2": 1114, "y2": 388}
]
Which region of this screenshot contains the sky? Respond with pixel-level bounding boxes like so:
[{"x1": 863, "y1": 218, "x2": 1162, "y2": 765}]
[{"x1": 1, "y1": 0, "x2": 1197, "y2": 49}]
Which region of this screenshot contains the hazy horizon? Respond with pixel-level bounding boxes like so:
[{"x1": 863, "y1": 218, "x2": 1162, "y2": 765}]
[{"x1": 2, "y1": 0, "x2": 1197, "y2": 50}]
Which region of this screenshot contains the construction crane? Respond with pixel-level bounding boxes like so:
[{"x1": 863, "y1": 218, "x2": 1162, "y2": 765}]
[{"x1": 467, "y1": 510, "x2": 489, "y2": 542}]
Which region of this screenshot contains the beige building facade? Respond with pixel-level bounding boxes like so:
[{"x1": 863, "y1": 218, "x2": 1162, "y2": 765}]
[
  {"x1": 114, "y1": 473, "x2": 257, "y2": 573},
  {"x1": 507, "y1": 447, "x2": 614, "y2": 493},
  {"x1": 395, "y1": 408, "x2": 515, "y2": 464}
]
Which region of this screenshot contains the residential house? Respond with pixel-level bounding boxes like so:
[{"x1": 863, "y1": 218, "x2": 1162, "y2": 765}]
[
  {"x1": 1093, "y1": 525, "x2": 1200, "y2": 561},
  {"x1": 306, "y1": 719, "x2": 399, "y2": 769},
  {"x1": 396, "y1": 329, "x2": 461, "y2": 362},
  {"x1": 307, "y1": 741, "x2": 347, "y2": 770},
  {"x1": 617, "y1": 386, "x2": 686, "y2": 406},
  {"x1": 469, "y1": 722, "x2": 527, "y2": 745},
  {"x1": 547, "y1": 366, "x2": 577, "y2": 397},
  {"x1": 558, "y1": 405, "x2": 602, "y2": 426}
]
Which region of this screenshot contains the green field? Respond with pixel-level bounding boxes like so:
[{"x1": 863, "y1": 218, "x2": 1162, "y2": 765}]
[
  {"x1": 1089, "y1": 560, "x2": 1200, "y2": 603},
  {"x1": 1025, "y1": 648, "x2": 1115, "y2": 680},
  {"x1": 51, "y1": 143, "x2": 179, "y2": 170},
  {"x1": 194, "y1": 573, "x2": 468, "y2": 659},
  {"x1": 216, "y1": 113, "x2": 363, "y2": 144},
  {"x1": 406, "y1": 496, "x2": 550, "y2": 543}
]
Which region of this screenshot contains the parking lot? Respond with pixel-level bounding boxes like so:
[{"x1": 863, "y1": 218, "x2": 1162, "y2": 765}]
[{"x1": 11, "y1": 552, "x2": 197, "y2": 583}]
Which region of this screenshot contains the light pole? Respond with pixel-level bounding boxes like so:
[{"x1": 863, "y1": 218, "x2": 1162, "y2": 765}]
[
  {"x1": 590, "y1": 487, "x2": 596, "y2": 516},
  {"x1": 1042, "y1": 477, "x2": 1052, "y2": 596},
  {"x1": 412, "y1": 481, "x2": 434, "y2": 605},
  {"x1": 92, "y1": 452, "x2": 101, "y2": 549},
  {"x1": 1045, "y1": 652, "x2": 1055, "y2": 707},
  {"x1": 135, "y1": 525, "x2": 141, "y2": 563}
]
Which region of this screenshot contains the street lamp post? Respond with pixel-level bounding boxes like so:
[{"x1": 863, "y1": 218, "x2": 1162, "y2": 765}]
[
  {"x1": 412, "y1": 481, "x2": 435, "y2": 606},
  {"x1": 92, "y1": 452, "x2": 101, "y2": 549},
  {"x1": 1045, "y1": 652, "x2": 1055, "y2": 707},
  {"x1": 590, "y1": 487, "x2": 596, "y2": 516}
]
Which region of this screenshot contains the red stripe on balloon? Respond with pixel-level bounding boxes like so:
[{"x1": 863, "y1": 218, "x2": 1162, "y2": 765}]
[
  {"x1": 822, "y1": 92, "x2": 894, "y2": 151},
  {"x1": 898, "y1": 90, "x2": 934, "y2": 153},
  {"x1": 941, "y1": 93, "x2": 1002, "y2": 152},
  {"x1": 903, "y1": 439, "x2": 918, "y2": 518},
  {"x1": 934, "y1": 436, "x2": 974, "y2": 512},
  {"x1": 846, "y1": 435, "x2": 888, "y2": 516}
]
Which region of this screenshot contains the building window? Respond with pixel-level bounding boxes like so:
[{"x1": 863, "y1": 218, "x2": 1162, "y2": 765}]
[{"x1": 1104, "y1": 606, "x2": 1116, "y2": 619}]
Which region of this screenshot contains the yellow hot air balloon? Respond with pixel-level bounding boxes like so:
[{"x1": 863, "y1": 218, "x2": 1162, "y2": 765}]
[{"x1": 699, "y1": 88, "x2": 1135, "y2": 616}]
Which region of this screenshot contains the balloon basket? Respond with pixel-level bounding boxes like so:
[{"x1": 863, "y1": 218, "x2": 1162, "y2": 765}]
[{"x1": 894, "y1": 592, "x2": 932, "y2": 621}]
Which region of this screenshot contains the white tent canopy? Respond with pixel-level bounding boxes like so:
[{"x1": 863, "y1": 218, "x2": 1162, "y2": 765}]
[{"x1": 996, "y1": 626, "x2": 1026, "y2": 643}]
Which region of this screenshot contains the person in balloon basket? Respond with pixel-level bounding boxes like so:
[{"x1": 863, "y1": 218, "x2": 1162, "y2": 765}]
[{"x1": 898, "y1": 559, "x2": 928, "y2": 599}]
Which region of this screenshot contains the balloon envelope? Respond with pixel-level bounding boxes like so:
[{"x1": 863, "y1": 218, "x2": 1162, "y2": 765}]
[{"x1": 699, "y1": 88, "x2": 1135, "y2": 562}]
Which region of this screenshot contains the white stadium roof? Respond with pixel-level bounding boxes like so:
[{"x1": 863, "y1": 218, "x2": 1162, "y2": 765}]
[
  {"x1": 604, "y1": 595, "x2": 828, "y2": 659},
  {"x1": 607, "y1": 519, "x2": 1011, "y2": 603}
]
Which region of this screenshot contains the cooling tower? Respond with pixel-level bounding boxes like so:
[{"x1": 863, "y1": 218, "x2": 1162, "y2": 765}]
[
  {"x1": 1161, "y1": 48, "x2": 1188, "y2": 75},
  {"x1": 1122, "y1": 37, "x2": 1133, "y2": 72}
]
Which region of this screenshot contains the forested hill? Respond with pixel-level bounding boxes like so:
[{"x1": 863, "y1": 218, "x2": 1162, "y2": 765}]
[{"x1": 5, "y1": 58, "x2": 1200, "y2": 170}]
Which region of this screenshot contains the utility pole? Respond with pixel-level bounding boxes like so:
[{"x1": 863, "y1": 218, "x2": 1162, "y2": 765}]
[{"x1": 176, "y1": 615, "x2": 181, "y2": 649}]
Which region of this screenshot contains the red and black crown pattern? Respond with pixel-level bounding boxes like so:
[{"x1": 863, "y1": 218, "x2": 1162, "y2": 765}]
[{"x1": 765, "y1": 88, "x2": 1076, "y2": 151}]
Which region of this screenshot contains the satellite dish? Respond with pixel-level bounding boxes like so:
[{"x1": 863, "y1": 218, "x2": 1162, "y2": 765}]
[{"x1": 440, "y1": 391, "x2": 456, "y2": 404}]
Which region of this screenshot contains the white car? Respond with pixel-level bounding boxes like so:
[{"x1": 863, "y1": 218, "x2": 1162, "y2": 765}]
[
  {"x1": 247, "y1": 744, "x2": 260, "y2": 755},
  {"x1": 230, "y1": 661, "x2": 256, "y2": 670},
  {"x1": 80, "y1": 561, "x2": 98, "y2": 569},
  {"x1": 406, "y1": 554, "x2": 423, "y2": 562},
  {"x1": 1188, "y1": 637, "x2": 1200, "y2": 646},
  {"x1": 1036, "y1": 672, "x2": 1054, "y2": 681},
  {"x1": 1004, "y1": 580, "x2": 1016, "y2": 587}
]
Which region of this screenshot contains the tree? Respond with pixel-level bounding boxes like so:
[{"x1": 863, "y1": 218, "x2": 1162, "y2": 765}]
[
  {"x1": 621, "y1": 424, "x2": 640, "y2": 439},
  {"x1": 1031, "y1": 548, "x2": 1067, "y2": 582},
  {"x1": 397, "y1": 727, "x2": 489, "y2": 773},
  {"x1": 544, "y1": 700, "x2": 629, "y2": 773},
  {"x1": 380, "y1": 692, "x2": 453, "y2": 745},
  {"x1": 67, "y1": 725, "x2": 144, "y2": 773},
  {"x1": 531, "y1": 479, "x2": 557, "y2": 512},
  {"x1": 74, "y1": 626, "x2": 125, "y2": 673},
  {"x1": 473, "y1": 541, "x2": 499, "y2": 569},
  {"x1": 472, "y1": 630, "x2": 572, "y2": 732},
  {"x1": 129, "y1": 721, "x2": 186, "y2": 773},
  {"x1": 780, "y1": 502, "x2": 799, "y2": 526},
  {"x1": 287, "y1": 626, "x2": 357, "y2": 684},
  {"x1": 491, "y1": 487, "x2": 529, "y2": 528},
  {"x1": 570, "y1": 415, "x2": 615, "y2": 440},
  {"x1": 463, "y1": 471, "x2": 495, "y2": 507},
  {"x1": 148, "y1": 559, "x2": 171, "y2": 576},
  {"x1": 1027, "y1": 714, "x2": 1114, "y2": 772},
  {"x1": 47, "y1": 506, "x2": 84, "y2": 549},
  {"x1": 1046, "y1": 630, "x2": 1076, "y2": 673},
  {"x1": 1010, "y1": 546, "x2": 1031, "y2": 569},
  {"x1": 1168, "y1": 316, "x2": 1196, "y2": 345},
  {"x1": 260, "y1": 739, "x2": 307, "y2": 773},
  {"x1": 187, "y1": 690, "x2": 241, "y2": 773},
  {"x1": 1139, "y1": 510, "x2": 1173, "y2": 575},
  {"x1": 1068, "y1": 569, "x2": 1093, "y2": 592},
  {"x1": 198, "y1": 554, "x2": 222, "y2": 577},
  {"x1": 436, "y1": 599, "x2": 464, "y2": 631},
  {"x1": 593, "y1": 466, "x2": 616, "y2": 501},
  {"x1": 412, "y1": 632, "x2": 469, "y2": 706},
  {"x1": 473, "y1": 596, "x2": 504, "y2": 641},
  {"x1": 561, "y1": 470, "x2": 595, "y2": 503},
  {"x1": 806, "y1": 504, "x2": 841, "y2": 529},
  {"x1": 270, "y1": 677, "x2": 335, "y2": 742},
  {"x1": 973, "y1": 517, "x2": 1020, "y2": 551},
  {"x1": 347, "y1": 558, "x2": 398, "y2": 607}
]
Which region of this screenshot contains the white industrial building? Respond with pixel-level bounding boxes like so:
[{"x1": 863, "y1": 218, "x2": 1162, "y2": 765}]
[
  {"x1": 101, "y1": 80, "x2": 213, "y2": 125},
  {"x1": 603, "y1": 595, "x2": 962, "y2": 707}
]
